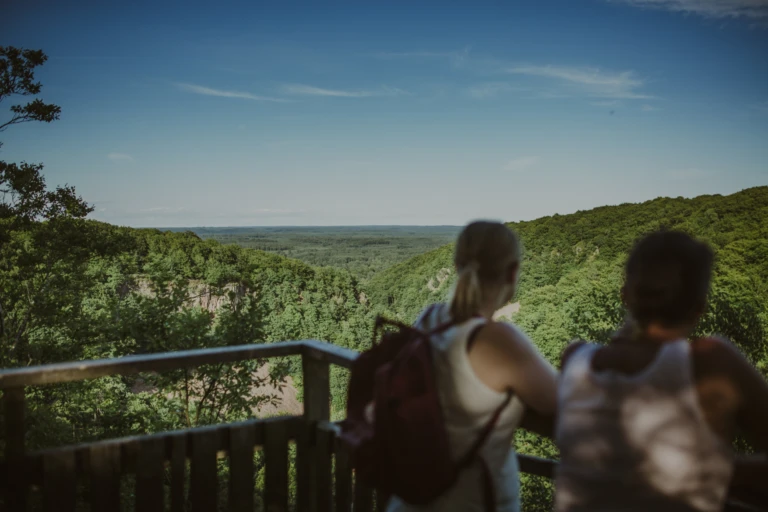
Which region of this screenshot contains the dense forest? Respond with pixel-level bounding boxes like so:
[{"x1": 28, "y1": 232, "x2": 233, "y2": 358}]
[
  {"x1": 2, "y1": 47, "x2": 766, "y2": 510},
  {"x1": 170, "y1": 226, "x2": 460, "y2": 281}
]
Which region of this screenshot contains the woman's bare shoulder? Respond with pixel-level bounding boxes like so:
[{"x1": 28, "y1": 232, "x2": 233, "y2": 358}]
[
  {"x1": 473, "y1": 321, "x2": 557, "y2": 369},
  {"x1": 475, "y1": 321, "x2": 534, "y2": 352}
]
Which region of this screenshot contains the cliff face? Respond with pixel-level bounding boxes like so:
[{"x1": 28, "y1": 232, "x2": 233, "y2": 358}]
[
  {"x1": 126, "y1": 278, "x2": 303, "y2": 416},
  {"x1": 127, "y1": 278, "x2": 248, "y2": 313},
  {"x1": 494, "y1": 301, "x2": 521, "y2": 320}
]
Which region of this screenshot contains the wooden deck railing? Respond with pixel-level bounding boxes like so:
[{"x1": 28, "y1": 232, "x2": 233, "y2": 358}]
[{"x1": 0, "y1": 340, "x2": 764, "y2": 511}]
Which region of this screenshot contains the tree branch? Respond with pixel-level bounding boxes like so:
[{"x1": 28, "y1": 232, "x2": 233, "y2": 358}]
[
  {"x1": 194, "y1": 365, "x2": 223, "y2": 425},
  {"x1": 0, "y1": 114, "x2": 23, "y2": 132}
]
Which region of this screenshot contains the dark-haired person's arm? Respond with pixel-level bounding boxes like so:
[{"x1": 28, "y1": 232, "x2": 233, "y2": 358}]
[
  {"x1": 692, "y1": 337, "x2": 768, "y2": 504},
  {"x1": 731, "y1": 454, "x2": 768, "y2": 490},
  {"x1": 692, "y1": 336, "x2": 768, "y2": 451},
  {"x1": 729, "y1": 454, "x2": 768, "y2": 509},
  {"x1": 728, "y1": 340, "x2": 768, "y2": 501}
]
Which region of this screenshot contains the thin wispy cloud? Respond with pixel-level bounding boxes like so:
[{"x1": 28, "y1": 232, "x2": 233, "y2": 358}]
[
  {"x1": 280, "y1": 84, "x2": 409, "y2": 98},
  {"x1": 642, "y1": 104, "x2": 661, "y2": 111},
  {"x1": 375, "y1": 46, "x2": 471, "y2": 67},
  {"x1": 506, "y1": 65, "x2": 653, "y2": 100},
  {"x1": 535, "y1": 90, "x2": 573, "y2": 99},
  {"x1": 467, "y1": 82, "x2": 519, "y2": 99},
  {"x1": 608, "y1": 0, "x2": 768, "y2": 19},
  {"x1": 591, "y1": 100, "x2": 622, "y2": 107},
  {"x1": 503, "y1": 156, "x2": 540, "y2": 172},
  {"x1": 176, "y1": 83, "x2": 290, "y2": 102},
  {"x1": 377, "y1": 51, "x2": 453, "y2": 58},
  {"x1": 107, "y1": 153, "x2": 134, "y2": 162}
]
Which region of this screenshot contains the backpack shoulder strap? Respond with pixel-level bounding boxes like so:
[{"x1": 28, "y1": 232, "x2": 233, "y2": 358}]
[
  {"x1": 416, "y1": 303, "x2": 459, "y2": 337},
  {"x1": 456, "y1": 391, "x2": 512, "y2": 469},
  {"x1": 418, "y1": 303, "x2": 440, "y2": 324},
  {"x1": 457, "y1": 391, "x2": 513, "y2": 512}
]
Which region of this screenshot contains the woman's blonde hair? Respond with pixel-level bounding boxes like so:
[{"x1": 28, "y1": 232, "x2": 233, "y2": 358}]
[{"x1": 449, "y1": 221, "x2": 521, "y2": 322}]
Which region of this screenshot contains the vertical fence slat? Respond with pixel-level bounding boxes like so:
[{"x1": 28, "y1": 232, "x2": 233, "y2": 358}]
[
  {"x1": 353, "y1": 474, "x2": 374, "y2": 512},
  {"x1": 135, "y1": 437, "x2": 166, "y2": 512},
  {"x1": 228, "y1": 423, "x2": 255, "y2": 512},
  {"x1": 295, "y1": 421, "x2": 312, "y2": 512},
  {"x1": 170, "y1": 432, "x2": 187, "y2": 512},
  {"x1": 316, "y1": 425, "x2": 334, "y2": 512},
  {"x1": 298, "y1": 354, "x2": 330, "y2": 512},
  {"x1": 89, "y1": 442, "x2": 122, "y2": 511},
  {"x1": 334, "y1": 437, "x2": 352, "y2": 512},
  {"x1": 190, "y1": 429, "x2": 219, "y2": 512},
  {"x1": 264, "y1": 420, "x2": 289, "y2": 512},
  {"x1": 3, "y1": 387, "x2": 27, "y2": 512},
  {"x1": 43, "y1": 450, "x2": 76, "y2": 512},
  {"x1": 375, "y1": 491, "x2": 389, "y2": 512}
]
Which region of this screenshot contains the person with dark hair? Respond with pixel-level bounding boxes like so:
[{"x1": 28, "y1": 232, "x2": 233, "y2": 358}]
[{"x1": 554, "y1": 230, "x2": 768, "y2": 512}]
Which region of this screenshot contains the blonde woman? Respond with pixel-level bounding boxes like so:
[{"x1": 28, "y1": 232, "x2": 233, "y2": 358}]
[{"x1": 386, "y1": 221, "x2": 558, "y2": 512}]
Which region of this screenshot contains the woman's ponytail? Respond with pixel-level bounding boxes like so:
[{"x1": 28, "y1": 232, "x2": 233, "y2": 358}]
[
  {"x1": 449, "y1": 261, "x2": 483, "y2": 323},
  {"x1": 450, "y1": 221, "x2": 521, "y2": 322}
]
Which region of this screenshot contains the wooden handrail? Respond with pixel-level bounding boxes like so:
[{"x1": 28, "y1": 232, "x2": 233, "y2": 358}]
[
  {"x1": 1, "y1": 340, "x2": 765, "y2": 512},
  {"x1": 0, "y1": 339, "x2": 356, "y2": 389}
]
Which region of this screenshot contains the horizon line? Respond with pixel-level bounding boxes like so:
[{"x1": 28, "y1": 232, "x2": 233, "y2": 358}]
[{"x1": 151, "y1": 224, "x2": 466, "y2": 229}]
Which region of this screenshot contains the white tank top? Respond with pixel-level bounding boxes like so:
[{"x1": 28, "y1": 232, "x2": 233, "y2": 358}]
[
  {"x1": 555, "y1": 341, "x2": 734, "y2": 512},
  {"x1": 386, "y1": 303, "x2": 526, "y2": 512}
]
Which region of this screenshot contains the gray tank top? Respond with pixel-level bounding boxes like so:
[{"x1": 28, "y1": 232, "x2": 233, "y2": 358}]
[{"x1": 555, "y1": 341, "x2": 733, "y2": 512}]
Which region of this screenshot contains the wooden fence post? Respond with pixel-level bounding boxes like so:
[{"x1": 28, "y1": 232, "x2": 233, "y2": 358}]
[
  {"x1": 3, "y1": 387, "x2": 26, "y2": 512},
  {"x1": 297, "y1": 349, "x2": 330, "y2": 512}
]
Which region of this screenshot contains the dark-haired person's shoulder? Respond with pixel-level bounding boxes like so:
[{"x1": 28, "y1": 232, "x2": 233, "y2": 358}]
[
  {"x1": 691, "y1": 335, "x2": 766, "y2": 403},
  {"x1": 690, "y1": 335, "x2": 754, "y2": 383},
  {"x1": 691, "y1": 335, "x2": 745, "y2": 369}
]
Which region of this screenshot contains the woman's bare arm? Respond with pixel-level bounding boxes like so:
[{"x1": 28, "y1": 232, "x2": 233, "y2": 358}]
[{"x1": 468, "y1": 322, "x2": 558, "y2": 415}]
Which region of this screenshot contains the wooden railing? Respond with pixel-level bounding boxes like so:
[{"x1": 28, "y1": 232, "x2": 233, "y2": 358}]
[{"x1": 0, "y1": 340, "x2": 764, "y2": 511}]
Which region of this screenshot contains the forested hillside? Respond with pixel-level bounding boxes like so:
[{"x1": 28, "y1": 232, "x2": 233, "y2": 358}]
[
  {"x1": 369, "y1": 187, "x2": 768, "y2": 367},
  {"x1": 365, "y1": 187, "x2": 768, "y2": 510},
  {"x1": 1, "y1": 223, "x2": 374, "y2": 448}
]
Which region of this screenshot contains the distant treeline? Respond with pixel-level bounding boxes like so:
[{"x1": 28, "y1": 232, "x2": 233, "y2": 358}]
[{"x1": 163, "y1": 226, "x2": 461, "y2": 281}]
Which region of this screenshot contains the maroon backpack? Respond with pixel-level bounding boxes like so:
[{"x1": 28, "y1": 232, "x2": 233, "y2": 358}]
[{"x1": 339, "y1": 305, "x2": 511, "y2": 512}]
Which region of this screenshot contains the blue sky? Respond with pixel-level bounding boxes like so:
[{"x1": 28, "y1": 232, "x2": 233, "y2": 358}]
[{"x1": 2, "y1": 0, "x2": 767, "y2": 227}]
